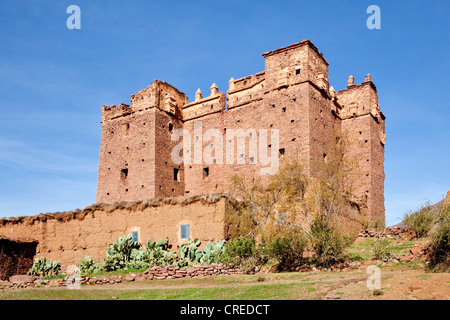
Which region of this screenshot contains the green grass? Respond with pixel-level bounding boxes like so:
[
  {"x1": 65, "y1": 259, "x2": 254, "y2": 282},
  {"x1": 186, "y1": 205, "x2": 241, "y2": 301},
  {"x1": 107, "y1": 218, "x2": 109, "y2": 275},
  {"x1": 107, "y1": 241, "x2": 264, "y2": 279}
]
[
  {"x1": 0, "y1": 282, "x2": 317, "y2": 300},
  {"x1": 0, "y1": 271, "x2": 332, "y2": 300},
  {"x1": 345, "y1": 238, "x2": 416, "y2": 262}
]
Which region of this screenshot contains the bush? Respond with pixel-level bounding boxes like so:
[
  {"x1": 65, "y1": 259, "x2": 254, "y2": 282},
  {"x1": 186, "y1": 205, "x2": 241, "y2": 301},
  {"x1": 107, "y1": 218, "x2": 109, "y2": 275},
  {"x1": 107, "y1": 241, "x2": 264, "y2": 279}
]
[
  {"x1": 267, "y1": 233, "x2": 307, "y2": 270},
  {"x1": 28, "y1": 257, "x2": 61, "y2": 277},
  {"x1": 427, "y1": 207, "x2": 450, "y2": 271},
  {"x1": 221, "y1": 237, "x2": 255, "y2": 265},
  {"x1": 221, "y1": 237, "x2": 266, "y2": 268},
  {"x1": 310, "y1": 220, "x2": 354, "y2": 267},
  {"x1": 373, "y1": 237, "x2": 392, "y2": 261},
  {"x1": 403, "y1": 202, "x2": 436, "y2": 238}
]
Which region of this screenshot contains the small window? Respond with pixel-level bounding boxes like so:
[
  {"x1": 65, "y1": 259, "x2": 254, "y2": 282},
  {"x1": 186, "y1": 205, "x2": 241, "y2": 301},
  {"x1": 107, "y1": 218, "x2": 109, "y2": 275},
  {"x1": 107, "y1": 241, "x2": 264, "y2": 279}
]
[
  {"x1": 121, "y1": 168, "x2": 128, "y2": 180},
  {"x1": 168, "y1": 123, "x2": 173, "y2": 131},
  {"x1": 282, "y1": 107, "x2": 286, "y2": 112},
  {"x1": 131, "y1": 231, "x2": 139, "y2": 242},
  {"x1": 295, "y1": 67, "x2": 301, "y2": 75},
  {"x1": 249, "y1": 156, "x2": 255, "y2": 163},
  {"x1": 174, "y1": 168, "x2": 180, "y2": 181},
  {"x1": 180, "y1": 224, "x2": 190, "y2": 239},
  {"x1": 279, "y1": 148, "x2": 285, "y2": 156},
  {"x1": 203, "y1": 167, "x2": 209, "y2": 178}
]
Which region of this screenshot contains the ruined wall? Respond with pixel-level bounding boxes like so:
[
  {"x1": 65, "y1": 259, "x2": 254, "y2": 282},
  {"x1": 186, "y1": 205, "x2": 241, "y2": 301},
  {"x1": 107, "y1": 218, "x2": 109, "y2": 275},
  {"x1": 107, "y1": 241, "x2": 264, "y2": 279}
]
[{"x1": 0, "y1": 195, "x2": 228, "y2": 266}]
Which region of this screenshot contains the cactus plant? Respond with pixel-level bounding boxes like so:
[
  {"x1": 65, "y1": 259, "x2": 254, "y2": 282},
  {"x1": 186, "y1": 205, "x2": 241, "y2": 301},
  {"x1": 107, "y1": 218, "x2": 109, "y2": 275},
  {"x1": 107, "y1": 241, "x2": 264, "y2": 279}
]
[
  {"x1": 28, "y1": 257, "x2": 61, "y2": 277},
  {"x1": 79, "y1": 256, "x2": 103, "y2": 274},
  {"x1": 200, "y1": 239, "x2": 225, "y2": 264},
  {"x1": 177, "y1": 238, "x2": 202, "y2": 263},
  {"x1": 103, "y1": 235, "x2": 141, "y2": 271}
]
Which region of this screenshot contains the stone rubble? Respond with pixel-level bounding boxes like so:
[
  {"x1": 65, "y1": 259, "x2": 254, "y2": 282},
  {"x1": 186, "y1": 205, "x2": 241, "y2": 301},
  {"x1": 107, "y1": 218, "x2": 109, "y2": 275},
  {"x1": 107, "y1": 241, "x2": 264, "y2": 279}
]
[{"x1": 0, "y1": 263, "x2": 253, "y2": 289}]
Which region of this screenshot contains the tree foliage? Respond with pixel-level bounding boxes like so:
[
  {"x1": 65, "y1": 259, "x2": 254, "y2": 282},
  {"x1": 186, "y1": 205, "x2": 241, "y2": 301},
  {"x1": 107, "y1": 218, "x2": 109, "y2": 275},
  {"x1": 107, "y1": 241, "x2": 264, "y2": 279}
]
[{"x1": 227, "y1": 133, "x2": 361, "y2": 266}]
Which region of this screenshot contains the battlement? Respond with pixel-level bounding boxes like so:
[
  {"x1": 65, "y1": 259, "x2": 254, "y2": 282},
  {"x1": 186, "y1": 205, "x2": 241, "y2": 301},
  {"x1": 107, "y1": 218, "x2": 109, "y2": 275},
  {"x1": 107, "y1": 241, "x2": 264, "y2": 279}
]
[
  {"x1": 227, "y1": 71, "x2": 265, "y2": 109},
  {"x1": 101, "y1": 80, "x2": 188, "y2": 122},
  {"x1": 261, "y1": 40, "x2": 328, "y2": 65},
  {"x1": 101, "y1": 40, "x2": 335, "y2": 122},
  {"x1": 101, "y1": 103, "x2": 132, "y2": 121},
  {"x1": 182, "y1": 87, "x2": 226, "y2": 121},
  {"x1": 336, "y1": 74, "x2": 385, "y2": 122}
]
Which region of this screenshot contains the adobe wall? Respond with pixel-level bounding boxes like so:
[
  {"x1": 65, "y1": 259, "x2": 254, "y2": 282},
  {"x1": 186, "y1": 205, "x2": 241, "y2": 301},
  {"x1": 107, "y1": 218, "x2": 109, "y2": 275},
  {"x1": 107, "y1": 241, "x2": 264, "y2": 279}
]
[{"x1": 0, "y1": 195, "x2": 228, "y2": 266}]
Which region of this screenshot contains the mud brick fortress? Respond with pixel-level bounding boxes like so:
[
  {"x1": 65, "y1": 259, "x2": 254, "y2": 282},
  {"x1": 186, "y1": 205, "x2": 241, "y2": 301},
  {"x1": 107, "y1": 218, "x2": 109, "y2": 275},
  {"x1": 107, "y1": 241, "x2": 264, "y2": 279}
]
[
  {"x1": 0, "y1": 40, "x2": 386, "y2": 268},
  {"x1": 97, "y1": 39, "x2": 386, "y2": 223}
]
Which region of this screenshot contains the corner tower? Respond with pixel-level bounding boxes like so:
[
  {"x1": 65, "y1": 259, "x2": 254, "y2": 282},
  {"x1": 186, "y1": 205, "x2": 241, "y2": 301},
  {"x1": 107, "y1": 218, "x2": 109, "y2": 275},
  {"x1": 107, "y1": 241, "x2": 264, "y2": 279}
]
[
  {"x1": 96, "y1": 80, "x2": 187, "y2": 203},
  {"x1": 336, "y1": 74, "x2": 386, "y2": 227}
]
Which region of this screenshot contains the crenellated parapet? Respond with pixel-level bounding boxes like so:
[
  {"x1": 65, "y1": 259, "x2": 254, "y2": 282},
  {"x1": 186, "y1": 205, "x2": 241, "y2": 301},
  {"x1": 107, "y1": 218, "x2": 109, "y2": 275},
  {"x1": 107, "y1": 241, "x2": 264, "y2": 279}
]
[
  {"x1": 182, "y1": 84, "x2": 226, "y2": 120},
  {"x1": 227, "y1": 71, "x2": 265, "y2": 109},
  {"x1": 101, "y1": 103, "x2": 132, "y2": 121},
  {"x1": 131, "y1": 80, "x2": 187, "y2": 118},
  {"x1": 336, "y1": 74, "x2": 385, "y2": 122},
  {"x1": 262, "y1": 40, "x2": 329, "y2": 93},
  {"x1": 101, "y1": 80, "x2": 188, "y2": 122}
]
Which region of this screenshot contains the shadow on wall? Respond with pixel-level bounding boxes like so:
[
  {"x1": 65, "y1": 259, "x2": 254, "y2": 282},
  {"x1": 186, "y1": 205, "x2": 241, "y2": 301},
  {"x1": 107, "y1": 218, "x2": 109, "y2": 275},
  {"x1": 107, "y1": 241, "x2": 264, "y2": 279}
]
[{"x1": 0, "y1": 237, "x2": 38, "y2": 280}]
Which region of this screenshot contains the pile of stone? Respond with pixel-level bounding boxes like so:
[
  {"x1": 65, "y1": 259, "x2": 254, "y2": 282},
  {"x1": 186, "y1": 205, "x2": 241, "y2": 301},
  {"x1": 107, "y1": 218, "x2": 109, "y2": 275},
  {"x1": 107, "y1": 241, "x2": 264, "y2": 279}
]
[
  {"x1": 358, "y1": 229, "x2": 379, "y2": 238},
  {"x1": 397, "y1": 245, "x2": 428, "y2": 263},
  {"x1": 358, "y1": 225, "x2": 416, "y2": 240},
  {"x1": 89, "y1": 263, "x2": 252, "y2": 284},
  {"x1": 383, "y1": 225, "x2": 416, "y2": 239},
  {"x1": 1, "y1": 263, "x2": 253, "y2": 289}
]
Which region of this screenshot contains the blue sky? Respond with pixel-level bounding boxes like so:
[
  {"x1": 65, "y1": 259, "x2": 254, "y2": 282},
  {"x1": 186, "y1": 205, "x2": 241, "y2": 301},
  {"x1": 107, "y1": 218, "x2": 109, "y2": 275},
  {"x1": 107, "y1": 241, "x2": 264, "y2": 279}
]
[{"x1": 0, "y1": 0, "x2": 448, "y2": 226}]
